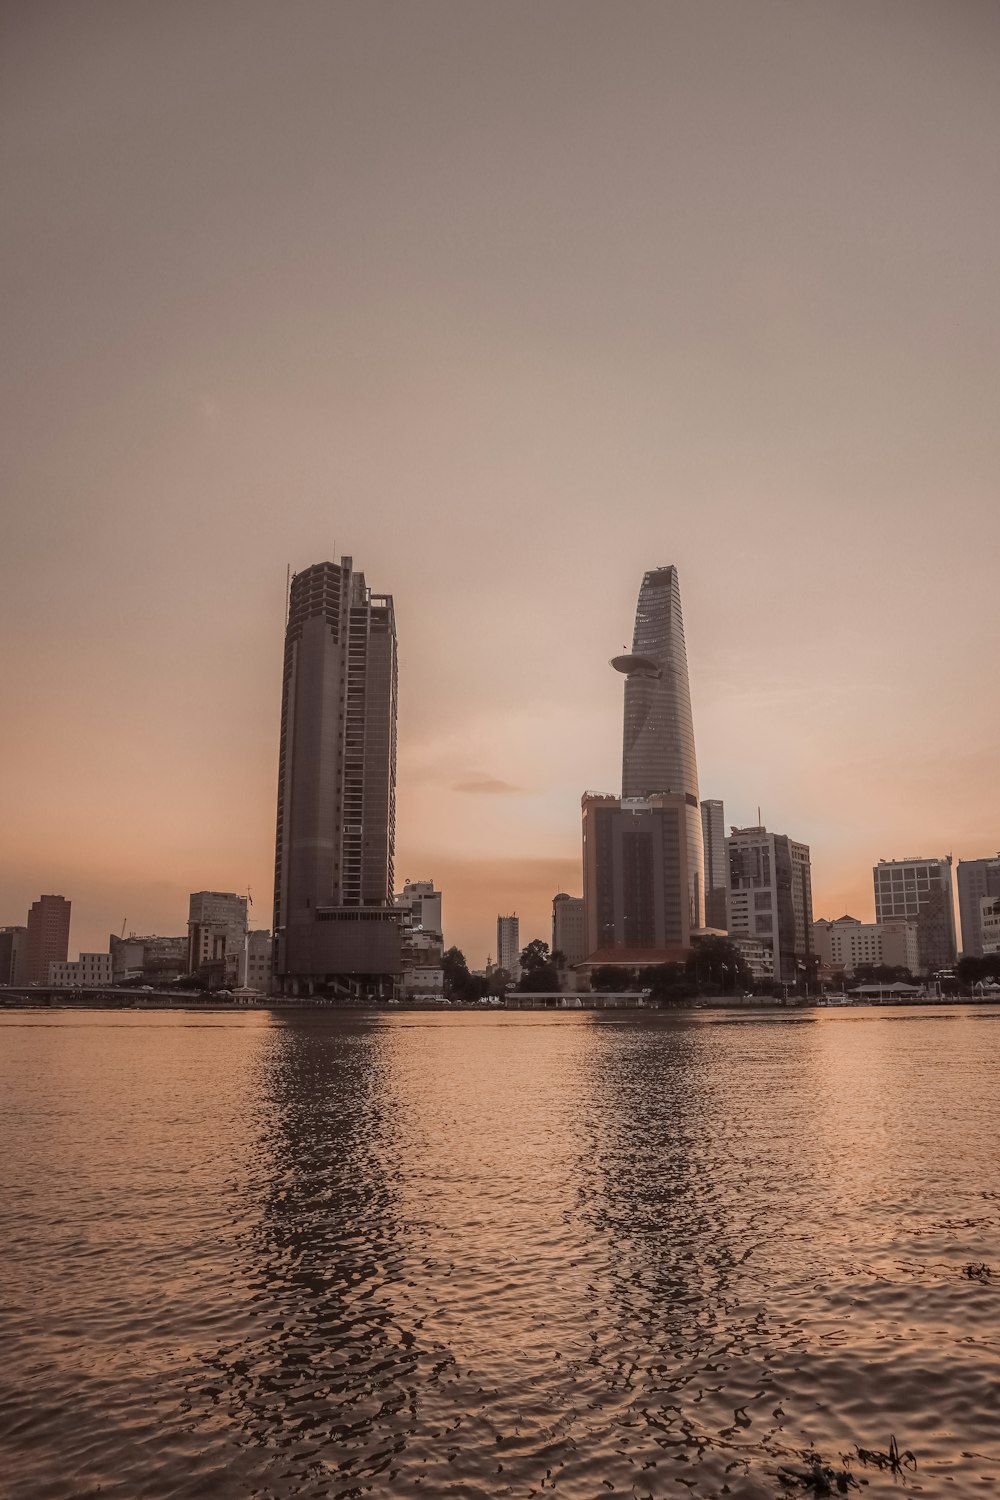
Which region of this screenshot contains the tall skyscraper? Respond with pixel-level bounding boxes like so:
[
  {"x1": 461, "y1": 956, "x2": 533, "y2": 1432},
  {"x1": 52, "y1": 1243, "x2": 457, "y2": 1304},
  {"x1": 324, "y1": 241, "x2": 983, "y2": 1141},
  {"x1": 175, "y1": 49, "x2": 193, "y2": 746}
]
[
  {"x1": 23, "y1": 895, "x2": 71, "y2": 984},
  {"x1": 273, "y1": 557, "x2": 401, "y2": 998},
  {"x1": 701, "y1": 798, "x2": 728, "y2": 931},
  {"x1": 583, "y1": 566, "x2": 705, "y2": 962},
  {"x1": 873, "y1": 857, "x2": 957, "y2": 974},
  {"x1": 727, "y1": 827, "x2": 812, "y2": 983},
  {"x1": 496, "y1": 914, "x2": 520, "y2": 975},
  {"x1": 956, "y1": 854, "x2": 1000, "y2": 957},
  {"x1": 610, "y1": 566, "x2": 704, "y2": 930}
]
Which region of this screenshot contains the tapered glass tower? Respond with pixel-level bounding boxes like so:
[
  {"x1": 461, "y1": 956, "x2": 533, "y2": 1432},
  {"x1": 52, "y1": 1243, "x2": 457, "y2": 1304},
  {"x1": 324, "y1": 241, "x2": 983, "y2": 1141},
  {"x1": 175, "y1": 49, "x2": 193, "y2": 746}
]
[{"x1": 611, "y1": 566, "x2": 704, "y2": 931}]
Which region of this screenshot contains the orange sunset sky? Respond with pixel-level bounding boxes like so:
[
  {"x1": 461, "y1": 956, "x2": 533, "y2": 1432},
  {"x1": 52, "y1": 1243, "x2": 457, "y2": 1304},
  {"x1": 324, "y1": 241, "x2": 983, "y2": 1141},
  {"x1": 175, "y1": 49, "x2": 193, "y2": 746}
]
[{"x1": 2, "y1": 2, "x2": 999, "y2": 966}]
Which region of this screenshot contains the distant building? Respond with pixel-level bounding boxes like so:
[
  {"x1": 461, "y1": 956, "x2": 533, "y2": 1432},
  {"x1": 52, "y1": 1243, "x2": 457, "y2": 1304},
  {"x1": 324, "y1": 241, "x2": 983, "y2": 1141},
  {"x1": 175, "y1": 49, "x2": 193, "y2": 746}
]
[
  {"x1": 982, "y1": 897, "x2": 1000, "y2": 956},
  {"x1": 812, "y1": 916, "x2": 920, "y2": 975},
  {"x1": 956, "y1": 854, "x2": 1000, "y2": 957},
  {"x1": 701, "y1": 800, "x2": 728, "y2": 931},
  {"x1": 396, "y1": 882, "x2": 444, "y2": 994},
  {"x1": 225, "y1": 929, "x2": 273, "y2": 992},
  {"x1": 880, "y1": 919, "x2": 922, "y2": 973},
  {"x1": 730, "y1": 934, "x2": 774, "y2": 982},
  {"x1": 552, "y1": 893, "x2": 586, "y2": 966},
  {"x1": 496, "y1": 914, "x2": 521, "y2": 976},
  {"x1": 581, "y1": 792, "x2": 699, "y2": 956},
  {"x1": 187, "y1": 891, "x2": 248, "y2": 974},
  {"x1": 0, "y1": 926, "x2": 26, "y2": 985},
  {"x1": 110, "y1": 933, "x2": 188, "y2": 986},
  {"x1": 727, "y1": 827, "x2": 812, "y2": 983},
  {"x1": 395, "y1": 880, "x2": 443, "y2": 940},
  {"x1": 873, "y1": 857, "x2": 957, "y2": 974},
  {"x1": 272, "y1": 558, "x2": 401, "y2": 998},
  {"x1": 582, "y1": 792, "x2": 700, "y2": 957},
  {"x1": 49, "y1": 952, "x2": 112, "y2": 988},
  {"x1": 24, "y1": 895, "x2": 71, "y2": 985}
]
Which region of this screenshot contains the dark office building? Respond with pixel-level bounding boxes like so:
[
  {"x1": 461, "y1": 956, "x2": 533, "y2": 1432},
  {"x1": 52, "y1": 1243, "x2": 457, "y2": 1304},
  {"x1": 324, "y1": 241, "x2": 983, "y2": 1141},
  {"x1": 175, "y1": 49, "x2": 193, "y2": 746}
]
[
  {"x1": 873, "y1": 857, "x2": 957, "y2": 975},
  {"x1": 272, "y1": 558, "x2": 401, "y2": 997},
  {"x1": 582, "y1": 792, "x2": 697, "y2": 958},
  {"x1": 701, "y1": 798, "x2": 728, "y2": 931},
  {"x1": 0, "y1": 926, "x2": 27, "y2": 985},
  {"x1": 23, "y1": 895, "x2": 71, "y2": 984}
]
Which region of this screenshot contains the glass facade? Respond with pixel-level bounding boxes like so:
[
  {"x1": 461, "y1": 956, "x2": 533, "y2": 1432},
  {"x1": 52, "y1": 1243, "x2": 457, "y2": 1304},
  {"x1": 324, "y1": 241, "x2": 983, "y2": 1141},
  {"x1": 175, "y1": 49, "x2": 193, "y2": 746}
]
[{"x1": 613, "y1": 567, "x2": 704, "y2": 931}]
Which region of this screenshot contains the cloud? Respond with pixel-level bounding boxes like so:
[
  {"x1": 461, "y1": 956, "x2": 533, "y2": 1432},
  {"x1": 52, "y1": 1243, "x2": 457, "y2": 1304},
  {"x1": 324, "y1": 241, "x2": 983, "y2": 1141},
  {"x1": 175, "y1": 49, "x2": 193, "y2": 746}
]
[{"x1": 451, "y1": 775, "x2": 523, "y2": 795}]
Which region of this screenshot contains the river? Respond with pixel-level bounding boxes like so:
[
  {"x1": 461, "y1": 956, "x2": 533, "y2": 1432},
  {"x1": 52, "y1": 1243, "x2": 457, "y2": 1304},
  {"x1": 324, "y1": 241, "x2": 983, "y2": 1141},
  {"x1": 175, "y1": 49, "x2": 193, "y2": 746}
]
[{"x1": 0, "y1": 1006, "x2": 997, "y2": 1497}]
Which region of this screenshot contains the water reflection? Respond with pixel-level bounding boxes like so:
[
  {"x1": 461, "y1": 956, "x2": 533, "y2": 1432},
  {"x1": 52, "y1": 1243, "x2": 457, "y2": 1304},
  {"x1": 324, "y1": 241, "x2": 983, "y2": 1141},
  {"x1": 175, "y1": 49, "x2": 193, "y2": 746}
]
[
  {"x1": 0, "y1": 1008, "x2": 997, "y2": 1499},
  {"x1": 188, "y1": 1014, "x2": 418, "y2": 1495}
]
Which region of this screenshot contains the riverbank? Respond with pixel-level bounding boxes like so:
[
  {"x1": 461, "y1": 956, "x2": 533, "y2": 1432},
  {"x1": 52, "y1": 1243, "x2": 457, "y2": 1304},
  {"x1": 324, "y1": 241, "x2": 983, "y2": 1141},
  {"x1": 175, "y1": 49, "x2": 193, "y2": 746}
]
[{"x1": 0, "y1": 990, "x2": 993, "y2": 1012}]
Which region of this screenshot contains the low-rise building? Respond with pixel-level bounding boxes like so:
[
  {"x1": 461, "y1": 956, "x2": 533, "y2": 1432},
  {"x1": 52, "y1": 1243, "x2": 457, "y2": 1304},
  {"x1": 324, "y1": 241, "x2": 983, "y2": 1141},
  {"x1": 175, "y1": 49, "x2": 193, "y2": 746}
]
[
  {"x1": 49, "y1": 952, "x2": 113, "y2": 988},
  {"x1": 110, "y1": 933, "x2": 188, "y2": 985},
  {"x1": 224, "y1": 929, "x2": 274, "y2": 992},
  {"x1": 812, "y1": 916, "x2": 920, "y2": 975},
  {"x1": 982, "y1": 897, "x2": 1000, "y2": 956},
  {"x1": 730, "y1": 934, "x2": 774, "y2": 982}
]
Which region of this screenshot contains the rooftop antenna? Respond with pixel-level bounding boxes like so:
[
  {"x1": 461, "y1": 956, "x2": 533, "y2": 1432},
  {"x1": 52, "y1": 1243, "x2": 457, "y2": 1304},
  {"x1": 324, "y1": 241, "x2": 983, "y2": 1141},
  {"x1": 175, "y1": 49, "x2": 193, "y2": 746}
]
[{"x1": 757, "y1": 805, "x2": 762, "y2": 826}]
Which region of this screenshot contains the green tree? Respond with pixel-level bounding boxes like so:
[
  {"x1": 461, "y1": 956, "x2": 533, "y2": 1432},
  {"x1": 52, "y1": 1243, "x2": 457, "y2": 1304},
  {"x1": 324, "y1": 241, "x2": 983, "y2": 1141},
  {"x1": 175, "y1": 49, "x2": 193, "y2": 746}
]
[
  {"x1": 442, "y1": 946, "x2": 484, "y2": 1001},
  {"x1": 590, "y1": 964, "x2": 636, "y2": 992},
  {"x1": 638, "y1": 962, "x2": 693, "y2": 1005},
  {"x1": 518, "y1": 965, "x2": 560, "y2": 992},
  {"x1": 957, "y1": 955, "x2": 1000, "y2": 985},
  {"x1": 519, "y1": 938, "x2": 551, "y2": 974},
  {"x1": 685, "y1": 937, "x2": 752, "y2": 994}
]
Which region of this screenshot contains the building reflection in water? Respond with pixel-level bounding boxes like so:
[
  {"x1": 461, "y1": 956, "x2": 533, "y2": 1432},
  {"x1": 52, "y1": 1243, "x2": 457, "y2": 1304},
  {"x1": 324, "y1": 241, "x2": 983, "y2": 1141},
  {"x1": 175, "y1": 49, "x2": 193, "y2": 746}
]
[
  {"x1": 188, "y1": 1012, "x2": 420, "y2": 1495},
  {"x1": 571, "y1": 1009, "x2": 829, "y2": 1492}
]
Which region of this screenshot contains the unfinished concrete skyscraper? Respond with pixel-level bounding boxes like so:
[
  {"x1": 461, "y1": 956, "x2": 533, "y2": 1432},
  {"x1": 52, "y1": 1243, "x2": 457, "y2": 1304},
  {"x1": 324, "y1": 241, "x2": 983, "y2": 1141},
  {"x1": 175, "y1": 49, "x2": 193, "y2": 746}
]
[{"x1": 272, "y1": 558, "x2": 400, "y2": 997}]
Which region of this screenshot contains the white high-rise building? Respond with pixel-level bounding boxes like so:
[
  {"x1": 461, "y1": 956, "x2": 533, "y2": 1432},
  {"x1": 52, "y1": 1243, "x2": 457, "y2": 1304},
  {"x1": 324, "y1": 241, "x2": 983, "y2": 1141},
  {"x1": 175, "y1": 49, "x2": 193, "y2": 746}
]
[
  {"x1": 395, "y1": 880, "x2": 443, "y2": 940},
  {"x1": 496, "y1": 914, "x2": 520, "y2": 976},
  {"x1": 395, "y1": 881, "x2": 445, "y2": 994},
  {"x1": 727, "y1": 826, "x2": 812, "y2": 983}
]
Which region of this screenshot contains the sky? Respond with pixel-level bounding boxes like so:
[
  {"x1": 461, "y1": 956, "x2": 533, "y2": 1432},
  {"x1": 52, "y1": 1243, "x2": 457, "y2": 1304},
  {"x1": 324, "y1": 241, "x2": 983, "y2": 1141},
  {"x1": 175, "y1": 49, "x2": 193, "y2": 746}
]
[{"x1": 2, "y1": 0, "x2": 999, "y2": 966}]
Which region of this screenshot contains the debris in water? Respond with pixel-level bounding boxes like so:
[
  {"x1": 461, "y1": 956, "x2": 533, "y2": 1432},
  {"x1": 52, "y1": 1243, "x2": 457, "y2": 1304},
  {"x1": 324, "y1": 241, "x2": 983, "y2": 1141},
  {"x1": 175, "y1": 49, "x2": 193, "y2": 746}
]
[{"x1": 853, "y1": 1434, "x2": 917, "y2": 1474}]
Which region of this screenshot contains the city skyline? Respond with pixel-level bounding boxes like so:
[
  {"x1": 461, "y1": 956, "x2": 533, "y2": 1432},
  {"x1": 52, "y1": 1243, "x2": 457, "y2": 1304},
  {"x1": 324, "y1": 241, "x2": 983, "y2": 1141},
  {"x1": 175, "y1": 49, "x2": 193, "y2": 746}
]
[
  {"x1": 2, "y1": 3, "x2": 999, "y2": 965},
  {"x1": 3, "y1": 547, "x2": 993, "y2": 970}
]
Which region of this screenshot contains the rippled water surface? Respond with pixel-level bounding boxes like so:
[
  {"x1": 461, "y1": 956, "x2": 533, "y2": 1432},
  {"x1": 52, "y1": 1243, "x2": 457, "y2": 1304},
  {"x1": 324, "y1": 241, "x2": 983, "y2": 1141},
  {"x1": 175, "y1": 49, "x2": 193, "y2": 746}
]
[{"x1": 1, "y1": 1006, "x2": 998, "y2": 1499}]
